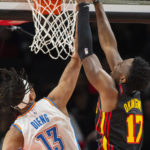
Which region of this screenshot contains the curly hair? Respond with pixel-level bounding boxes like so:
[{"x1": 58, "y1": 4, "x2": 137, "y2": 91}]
[
  {"x1": 126, "y1": 57, "x2": 150, "y2": 94},
  {"x1": 0, "y1": 68, "x2": 31, "y2": 107}
]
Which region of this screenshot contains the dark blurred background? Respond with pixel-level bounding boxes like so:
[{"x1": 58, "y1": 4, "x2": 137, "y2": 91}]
[{"x1": 0, "y1": 22, "x2": 150, "y2": 150}]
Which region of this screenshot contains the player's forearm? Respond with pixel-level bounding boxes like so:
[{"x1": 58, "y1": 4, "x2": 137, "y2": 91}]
[
  {"x1": 57, "y1": 56, "x2": 81, "y2": 102},
  {"x1": 94, "y1": 3, "x2": 117, "y2": 52},
  {"x1": 94, "y1": 3, "x2": 123, "y2": 70},
  {"x1": 77, "y1": 2, "x2": 102, "y2": 88},
  {"x1": 59, "y1": 56, "x2": 81, "y2": 84},
  {"x1": 48, "y1": 55, "x2": 81, "y2": 109}
]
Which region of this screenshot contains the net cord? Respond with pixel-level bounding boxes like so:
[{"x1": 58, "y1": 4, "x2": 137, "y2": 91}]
[{"x1": 27, "y1": 0, "x2": 77, "y2": 60}]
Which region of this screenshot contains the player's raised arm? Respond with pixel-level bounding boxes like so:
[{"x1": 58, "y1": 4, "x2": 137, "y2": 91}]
[
  {"x1": 77, "y1": 2, "x2": 118, "y2": 112},
  {"x1": 48, "y1": 26, "x2": 81, "y2": 115},
  {"x1": 93, "y1": 0, "x2": 123, "y2": 71}
]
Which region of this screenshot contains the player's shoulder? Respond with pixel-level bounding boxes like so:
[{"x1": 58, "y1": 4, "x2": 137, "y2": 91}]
[
  {"x1": 10, "y1": 125, "x2": 23, "y2": 135},
  {"x1": 2, "y1": 125, "x2": 23, "y2": 150},
  {"x1": 39, "y1": 97, "x2": 58, "y2": 108}
]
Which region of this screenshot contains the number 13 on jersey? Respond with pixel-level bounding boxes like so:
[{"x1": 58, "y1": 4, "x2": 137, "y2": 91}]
[
  {"x1": 126, "y1": 114, "x2": 143, "y2": 144},
  {"x1": 36, "y1": 125, "x2": 64, "y2": 150}
]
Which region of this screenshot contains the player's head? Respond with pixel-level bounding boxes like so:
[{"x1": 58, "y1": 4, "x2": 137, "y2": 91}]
[
  {"x1": 0, "y1": 68, "x2": 36, "y2": 110},
  {"x1": 111, "y1": 57, "x2": 150, "y2": 93}
]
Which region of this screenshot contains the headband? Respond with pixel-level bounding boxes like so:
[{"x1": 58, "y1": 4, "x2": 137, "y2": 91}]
[{"x1": 17, "y1": 80, "x2": 30, "y2": 109}]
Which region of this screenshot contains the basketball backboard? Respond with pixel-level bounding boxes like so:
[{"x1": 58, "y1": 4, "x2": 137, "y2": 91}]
[{"x1": 0, "y1": 0, "x2": 150, "y2": 23}]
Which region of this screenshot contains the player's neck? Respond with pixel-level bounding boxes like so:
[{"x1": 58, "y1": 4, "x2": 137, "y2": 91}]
[{"x1": 19, "y1": 102, "x2": 34, "y2": 114}]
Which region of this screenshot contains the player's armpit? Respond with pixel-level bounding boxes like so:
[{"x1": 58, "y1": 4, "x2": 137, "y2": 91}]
[{"x1": 2, "y1": 126, "x2": 24, "y2": 150}]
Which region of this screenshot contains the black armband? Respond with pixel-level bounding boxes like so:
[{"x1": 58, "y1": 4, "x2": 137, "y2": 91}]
[{"x1": 78, "y1": 3, "x2": 93, "y2": 60}]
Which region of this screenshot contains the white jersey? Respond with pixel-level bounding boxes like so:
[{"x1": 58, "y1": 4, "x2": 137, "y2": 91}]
[{"x1": 12, "y1": 97, "x2": 80, "y2": 150}]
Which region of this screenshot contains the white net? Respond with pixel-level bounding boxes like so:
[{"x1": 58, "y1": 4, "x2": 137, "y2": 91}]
[{"x1": 27, "y1": 0, "x2": 77, "y2": 60}]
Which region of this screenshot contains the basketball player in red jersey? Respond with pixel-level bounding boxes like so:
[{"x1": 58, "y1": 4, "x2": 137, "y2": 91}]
[{"x1": 77, "y1": 0, "x2": 150, "y2": 149}]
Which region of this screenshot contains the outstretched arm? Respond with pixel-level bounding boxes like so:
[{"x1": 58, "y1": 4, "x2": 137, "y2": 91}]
[
  {"x1": 77, "y1": 2, "x2": 118, "y2": 112},
  {"x1": 94, "y1": 1, "x2": 123, "y2": 71},
  {"x1": 48, "y1": 25, "x2": 81, "y2": 116}
]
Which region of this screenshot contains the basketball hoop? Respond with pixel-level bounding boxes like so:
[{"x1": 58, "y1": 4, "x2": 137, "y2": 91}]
[{"x1": 27, "y1": 0, "x2": 77, "y2": 60}]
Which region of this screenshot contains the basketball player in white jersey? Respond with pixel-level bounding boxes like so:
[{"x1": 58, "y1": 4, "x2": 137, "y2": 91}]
[{"x1": 1, "y1": 28, "x2": 81, "y2": 150}]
